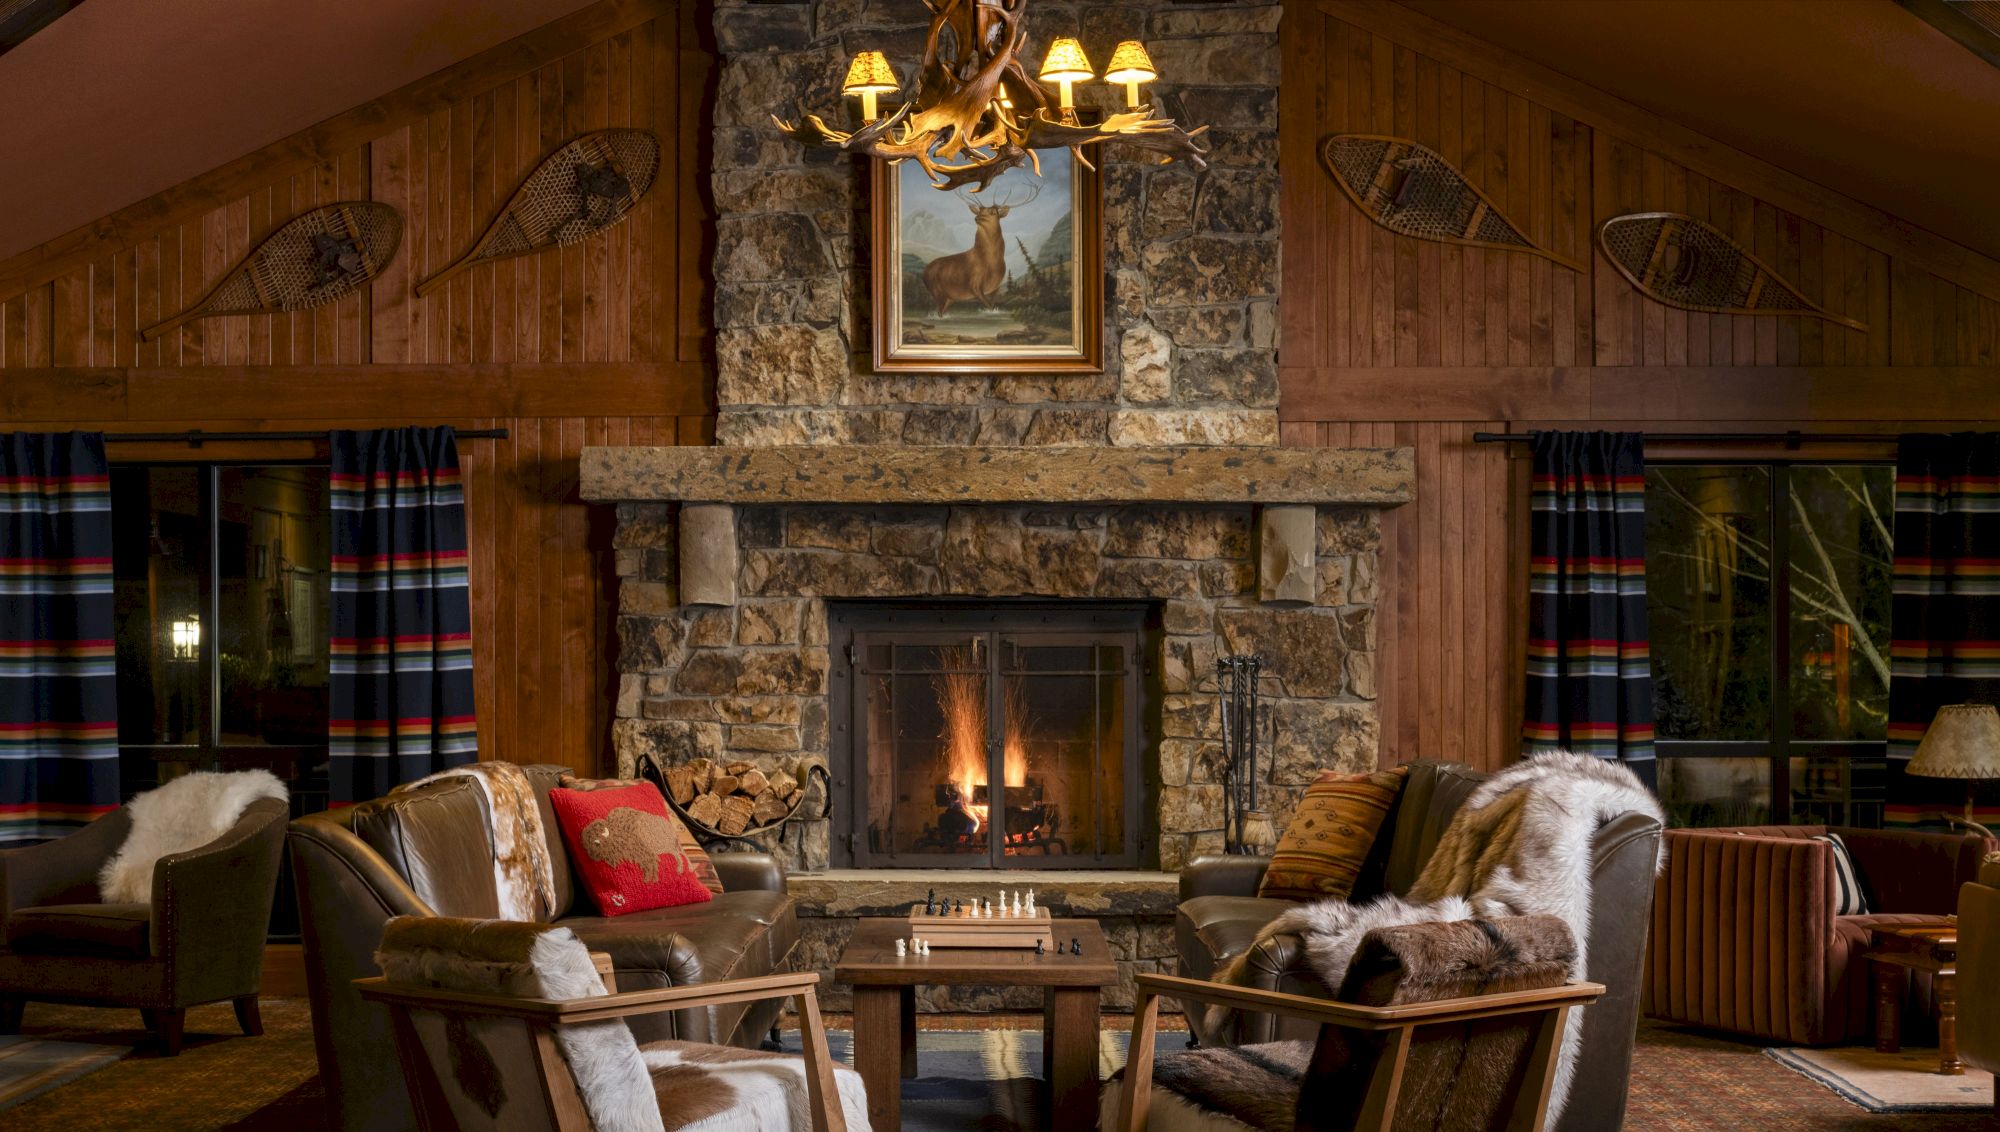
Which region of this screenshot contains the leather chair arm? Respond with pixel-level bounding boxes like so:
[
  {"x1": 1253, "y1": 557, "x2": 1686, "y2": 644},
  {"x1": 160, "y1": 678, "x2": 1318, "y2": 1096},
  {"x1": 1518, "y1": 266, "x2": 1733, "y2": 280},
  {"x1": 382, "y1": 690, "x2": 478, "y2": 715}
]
[
  {"x1": 1178, "y1": 855, "x2": 1271, "y2": 901},
  {"x1": 154, "y1": 799, "x2": 289, "y2": 1002},
  {"x1": 712, "y1": 851, "x2": 786, "y2": 893},
  {"x1": 0, "y1": 808, "x2": 132, "y2": 915},
  {"x1": 1644, "y1": 828, "x2": 1834, "y2": 1044}
]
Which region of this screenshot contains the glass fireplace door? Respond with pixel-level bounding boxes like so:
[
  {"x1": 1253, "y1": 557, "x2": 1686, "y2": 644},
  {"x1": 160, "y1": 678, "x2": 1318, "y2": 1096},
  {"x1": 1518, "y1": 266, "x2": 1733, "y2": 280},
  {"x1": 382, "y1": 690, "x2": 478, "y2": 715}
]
[{"x1": 843, "y1": 607, "x2": 1144, "y2": 868}]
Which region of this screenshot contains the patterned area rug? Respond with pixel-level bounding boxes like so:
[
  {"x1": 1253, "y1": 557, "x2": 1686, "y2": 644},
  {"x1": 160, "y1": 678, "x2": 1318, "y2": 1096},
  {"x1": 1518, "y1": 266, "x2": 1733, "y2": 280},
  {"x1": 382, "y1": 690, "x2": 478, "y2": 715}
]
[
  {"x1": 782, "y1": 1027, "x2": 1138, "y2": 1130},
  {"x1": 0, "y1": 1037, "x2": 127, "y2": 1112},
  {"x1": 1766, "y1": 1046, "x2": 1996, "y2": 1113}
]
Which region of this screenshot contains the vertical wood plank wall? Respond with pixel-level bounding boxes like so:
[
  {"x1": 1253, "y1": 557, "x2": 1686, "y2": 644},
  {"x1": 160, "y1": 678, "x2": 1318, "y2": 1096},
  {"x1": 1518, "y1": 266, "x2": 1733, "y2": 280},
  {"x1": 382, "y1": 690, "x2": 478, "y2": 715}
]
[
  {"x1": 1281, "y1": 0, "x2": 2000, "y2": 772},
  {"x1": 0, "y1": 0, "x2": 710, "y2": 777}
]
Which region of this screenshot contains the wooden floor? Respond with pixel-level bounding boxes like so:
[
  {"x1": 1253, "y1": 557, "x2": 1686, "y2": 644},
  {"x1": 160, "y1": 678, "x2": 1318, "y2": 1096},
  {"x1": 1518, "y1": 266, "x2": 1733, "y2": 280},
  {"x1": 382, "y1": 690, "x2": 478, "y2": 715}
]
[{"x1": 1, "y1": 1000, "x2": 1988, "y2": 1130}]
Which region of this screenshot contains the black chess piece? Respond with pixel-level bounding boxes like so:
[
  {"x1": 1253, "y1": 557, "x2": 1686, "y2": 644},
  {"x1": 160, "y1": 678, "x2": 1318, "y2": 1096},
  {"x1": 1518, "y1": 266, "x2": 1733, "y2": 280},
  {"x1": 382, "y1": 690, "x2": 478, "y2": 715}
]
[
  {"x1": 1035, "y1": 938, "x2": 1045, "y2": 955},
  {"x1": 954, "y1": 899, "x2": 963, "y2": 916},
  {"x1": 1069, "y1": 938, "x2": 1082, "y2": 955},
  {"x1": 925, "y1": 888, "x2": 936, "y2": 916}
]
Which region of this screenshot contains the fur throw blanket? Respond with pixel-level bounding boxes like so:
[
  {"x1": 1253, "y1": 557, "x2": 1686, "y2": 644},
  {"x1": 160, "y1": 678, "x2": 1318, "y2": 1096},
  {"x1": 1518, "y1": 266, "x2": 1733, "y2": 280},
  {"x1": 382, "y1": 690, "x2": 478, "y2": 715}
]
[
  {"x1": 99, "y1": 770, "x2": 287, "y2": 903},
  {"x1": 1211, "y1": 752, "x2": 1664, "y2": 1124},
  {"x1": 376, "y1": 917, "x2": 870, "y2": 1132},
  {"x1": 399, "y1": 761, "x2": 557, "y2": 921}
]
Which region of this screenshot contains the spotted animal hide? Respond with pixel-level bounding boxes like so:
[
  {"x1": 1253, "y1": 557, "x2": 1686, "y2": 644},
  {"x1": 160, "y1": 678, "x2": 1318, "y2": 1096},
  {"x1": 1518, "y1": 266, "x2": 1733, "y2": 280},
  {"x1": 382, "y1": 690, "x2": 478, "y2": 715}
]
[
  {"x1": 400, "y1": 761, "x2": 557, "y2": 921},
  {"x1": 636, "y1": 1041, "x2": 873, "y2": 1132}
]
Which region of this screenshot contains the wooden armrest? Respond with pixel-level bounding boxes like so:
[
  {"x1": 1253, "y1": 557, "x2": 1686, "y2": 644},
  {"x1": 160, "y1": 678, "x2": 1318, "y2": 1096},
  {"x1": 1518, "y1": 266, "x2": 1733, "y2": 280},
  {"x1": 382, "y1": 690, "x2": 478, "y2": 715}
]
[
  {"x1": 1134, "y1": 972, "x2": 1604, "y2": 1031},
  {"x1": 356, "y1": 969, "x2": 826, "y2": 1026}
]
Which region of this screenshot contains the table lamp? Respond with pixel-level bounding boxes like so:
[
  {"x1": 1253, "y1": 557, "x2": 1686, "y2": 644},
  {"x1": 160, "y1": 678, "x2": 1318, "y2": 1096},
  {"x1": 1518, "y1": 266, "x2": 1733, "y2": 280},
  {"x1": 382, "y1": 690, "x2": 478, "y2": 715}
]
[{"x1": 1906, "y1": 703, "x2": 2000, "y2": 837}]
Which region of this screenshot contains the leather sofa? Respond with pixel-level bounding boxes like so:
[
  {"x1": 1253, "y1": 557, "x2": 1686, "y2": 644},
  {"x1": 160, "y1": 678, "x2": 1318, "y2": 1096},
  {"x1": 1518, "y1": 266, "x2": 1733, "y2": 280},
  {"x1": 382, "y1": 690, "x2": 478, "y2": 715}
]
[
  {"x1": 289, "y1": 764, "x2": 799, "y2": 1132},
  {"x1": 1642, "y1": 824, "x2": 1996, "y2": 1046},
  {"x1": 1959, "y1": 850, "x2": 2000, "y2": 1114},
  {"x1": 1175, "y1": 760, "x2": 1663, "y2": 1132},
  {"x1": 0, "y1": 796, "x2": 289, "y2": 1055}
]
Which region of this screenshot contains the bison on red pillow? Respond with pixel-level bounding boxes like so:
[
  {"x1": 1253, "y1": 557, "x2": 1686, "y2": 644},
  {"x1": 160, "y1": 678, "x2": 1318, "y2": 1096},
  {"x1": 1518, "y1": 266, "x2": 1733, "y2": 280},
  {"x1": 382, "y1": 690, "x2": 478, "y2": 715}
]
[{"x1": 549, "y1": 783, "x2": 714, "y2": 916}]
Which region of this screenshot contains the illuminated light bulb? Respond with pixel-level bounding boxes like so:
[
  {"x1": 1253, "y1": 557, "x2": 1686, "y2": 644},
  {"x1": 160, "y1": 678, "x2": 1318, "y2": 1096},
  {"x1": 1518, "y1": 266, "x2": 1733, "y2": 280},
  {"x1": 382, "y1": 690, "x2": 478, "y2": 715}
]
[
  {"x1": 1037, "y1": 36, "x2": 1094, "y2": 117},
  {"x1": 1103, "y1": 40, "x2": 1158, "y2": 109},
  {"x1": 842, "y1": 50, "x2": 899, "y2": 123}
]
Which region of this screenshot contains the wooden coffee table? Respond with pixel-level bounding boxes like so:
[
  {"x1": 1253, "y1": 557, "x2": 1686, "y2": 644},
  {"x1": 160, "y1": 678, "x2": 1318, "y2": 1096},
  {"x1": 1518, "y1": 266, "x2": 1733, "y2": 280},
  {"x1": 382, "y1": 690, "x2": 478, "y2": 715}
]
[
  {"x1": 1866, "y1": 920, "x2": 1960, "y2": 1075},
  {"x1": 834, "y1": 917, "x2": 1117, "y2": 1131}
]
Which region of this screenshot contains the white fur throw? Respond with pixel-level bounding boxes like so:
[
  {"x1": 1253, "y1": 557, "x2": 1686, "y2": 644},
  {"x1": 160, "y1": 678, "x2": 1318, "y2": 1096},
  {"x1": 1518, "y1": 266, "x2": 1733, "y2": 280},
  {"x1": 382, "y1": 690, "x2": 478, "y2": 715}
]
[
  {"x1": 399, "y1": 761, "x2": 558, "y2": 921},
  {"x1": 99, "y1": 769, "x2": 287, "y2": 904},
  {"x1": 1214, "y1": 752, "x2": 1664, "y2": 1125}
]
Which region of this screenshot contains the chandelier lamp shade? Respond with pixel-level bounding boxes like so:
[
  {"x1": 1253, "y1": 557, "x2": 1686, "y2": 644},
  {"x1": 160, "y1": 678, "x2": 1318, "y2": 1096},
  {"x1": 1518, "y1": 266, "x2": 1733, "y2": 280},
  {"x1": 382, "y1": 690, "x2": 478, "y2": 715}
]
[
  {"x1": 843, "y1": 50, "x2": 900, "y2": 123},
  {"x1": 777, "y1": 0, "x2": 1207, "y2": 192},
  {"x1": 1103, "y1": 40, "x2": 1158, "y2": 108}
]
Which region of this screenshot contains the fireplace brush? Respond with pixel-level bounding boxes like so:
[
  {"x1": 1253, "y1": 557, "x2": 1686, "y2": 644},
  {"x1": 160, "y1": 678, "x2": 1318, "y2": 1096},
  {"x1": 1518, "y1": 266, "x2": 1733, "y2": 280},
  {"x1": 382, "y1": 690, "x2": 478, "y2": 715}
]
[{"x1": 1216, "y1": 654, "x2": 1269, "y2": 855}]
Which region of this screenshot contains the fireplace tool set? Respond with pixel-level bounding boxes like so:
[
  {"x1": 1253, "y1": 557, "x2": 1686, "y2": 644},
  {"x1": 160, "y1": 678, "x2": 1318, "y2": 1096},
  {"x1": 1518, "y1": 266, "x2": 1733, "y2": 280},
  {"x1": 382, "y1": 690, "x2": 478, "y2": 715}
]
[{"x1": 1217, "y1": 654, "x2": 1271, "y2": 855}]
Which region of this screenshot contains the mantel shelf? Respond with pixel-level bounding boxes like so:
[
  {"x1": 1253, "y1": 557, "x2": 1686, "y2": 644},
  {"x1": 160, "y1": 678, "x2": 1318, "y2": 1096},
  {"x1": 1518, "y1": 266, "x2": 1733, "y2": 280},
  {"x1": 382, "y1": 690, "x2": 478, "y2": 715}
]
[{"x1": 578, "y1": 445, "x2": 1415, "y2": 507}]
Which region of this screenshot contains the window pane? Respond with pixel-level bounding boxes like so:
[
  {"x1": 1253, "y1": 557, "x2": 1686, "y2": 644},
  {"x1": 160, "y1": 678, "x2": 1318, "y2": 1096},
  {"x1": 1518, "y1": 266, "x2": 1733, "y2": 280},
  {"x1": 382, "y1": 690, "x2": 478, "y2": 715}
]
[
  {"x1": 1790, "y1": 754, "x2": 1887, "y2": 827},
  {"x1": 1644, "y1": 466, "x2": 1772, "y2": 741},
  {"x1": 111, "y1": 467, "x2": 203, "y2": 752},
  {"x1": 216, "y1": 468, "x2": 331, "y2": 749},
  {"x1": 1786, "y1": 466, "x2": 1893, "y2": 742},
  {"x1": 1660, "y1": 757, "x2": 1771, "y2": 828}
]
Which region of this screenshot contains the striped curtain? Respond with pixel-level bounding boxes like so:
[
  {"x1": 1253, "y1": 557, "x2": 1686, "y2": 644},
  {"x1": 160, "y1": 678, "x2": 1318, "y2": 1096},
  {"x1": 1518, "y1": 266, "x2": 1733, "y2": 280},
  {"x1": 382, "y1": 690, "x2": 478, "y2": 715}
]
[
  {"x1": 0, "y1": 432, "x2": 117, "y2": 843},
  {"x1": 1887, "y1": 432, "x2": 1999, "y2": 828},
  {"x1": 1522, "y1": 431, "x2": 1656, "y2": 787},
  {"x1": 328, "y1": 427, "x2": 476, "y2": 804}
]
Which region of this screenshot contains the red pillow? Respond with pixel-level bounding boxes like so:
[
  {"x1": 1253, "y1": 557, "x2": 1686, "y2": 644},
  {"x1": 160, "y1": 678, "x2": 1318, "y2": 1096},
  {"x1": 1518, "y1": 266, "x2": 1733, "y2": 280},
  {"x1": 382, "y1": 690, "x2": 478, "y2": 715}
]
[{"x1": 549, "y1": 783, "x2": 714, "y2": 916}]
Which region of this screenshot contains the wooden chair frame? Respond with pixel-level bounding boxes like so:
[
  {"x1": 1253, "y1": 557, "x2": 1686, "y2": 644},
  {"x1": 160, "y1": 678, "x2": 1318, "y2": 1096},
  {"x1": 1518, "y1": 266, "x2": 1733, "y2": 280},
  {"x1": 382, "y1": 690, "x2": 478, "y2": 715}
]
[
  {"x1": 357, "y1": 969, "x2": 847, "y2": 1132},
  {"x1": 1114, "y1": 973, "x2": 1605, "y2": 1132}
]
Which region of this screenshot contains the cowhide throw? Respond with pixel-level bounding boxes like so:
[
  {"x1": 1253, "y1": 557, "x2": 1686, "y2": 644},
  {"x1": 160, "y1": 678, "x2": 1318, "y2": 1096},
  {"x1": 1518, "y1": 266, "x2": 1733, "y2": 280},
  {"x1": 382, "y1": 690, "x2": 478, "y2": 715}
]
[
  {"x1": 399, "y1": 761, "x2": 557, "y2": 921},
  {"x1": 1108, "y1": 916, "x2": 1577, "y2": 1132},
  {"x1": 99, "y1": 769, "x2": 288, "y2": 904},
  {"x1": 1211, "y1": 751, "x2": 1664, "y2": 1125},
  {"x1": 638, "y1": 1041, "x2": 872, "y2": 1132}
]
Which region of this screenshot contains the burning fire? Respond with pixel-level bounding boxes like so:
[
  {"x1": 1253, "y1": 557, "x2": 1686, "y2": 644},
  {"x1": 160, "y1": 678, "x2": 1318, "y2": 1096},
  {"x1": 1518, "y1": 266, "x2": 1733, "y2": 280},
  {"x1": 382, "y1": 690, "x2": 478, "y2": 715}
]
[{"x1": 933, "y1": 645, "x2": 1027, "y2": 831}]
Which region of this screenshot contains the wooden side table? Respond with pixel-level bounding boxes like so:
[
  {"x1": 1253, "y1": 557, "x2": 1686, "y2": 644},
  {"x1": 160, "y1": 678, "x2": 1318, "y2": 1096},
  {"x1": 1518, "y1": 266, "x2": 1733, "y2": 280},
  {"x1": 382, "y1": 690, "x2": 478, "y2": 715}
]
[
  {"x1": 1865, "y1": 921, "x2": 1960, "y2": 1075},
  {"x1": 834, "y1": 917, "x2": 1117, "y2": 1131}
]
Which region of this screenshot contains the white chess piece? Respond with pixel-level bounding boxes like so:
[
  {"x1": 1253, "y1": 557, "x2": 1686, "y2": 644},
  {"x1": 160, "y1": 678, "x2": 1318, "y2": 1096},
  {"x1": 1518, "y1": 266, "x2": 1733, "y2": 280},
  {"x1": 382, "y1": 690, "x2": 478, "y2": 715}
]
[
  {"x1": 1026, "y1": 889, "x2": 1036, "y2": 916},
  {"x1": 896, "y1": 939, "x2": 907, "y2": 956},
  {"x1": 1013, "y1": 892, "x2": 1023, "y2": 917}
]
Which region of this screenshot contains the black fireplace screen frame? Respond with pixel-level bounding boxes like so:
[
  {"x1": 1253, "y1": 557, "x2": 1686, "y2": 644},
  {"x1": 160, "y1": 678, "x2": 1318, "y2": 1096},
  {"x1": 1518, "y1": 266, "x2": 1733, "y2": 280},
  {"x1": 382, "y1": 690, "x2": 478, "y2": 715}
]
[{"x1": 827, "y1": 601, "x2": 1156, "y2": 870}]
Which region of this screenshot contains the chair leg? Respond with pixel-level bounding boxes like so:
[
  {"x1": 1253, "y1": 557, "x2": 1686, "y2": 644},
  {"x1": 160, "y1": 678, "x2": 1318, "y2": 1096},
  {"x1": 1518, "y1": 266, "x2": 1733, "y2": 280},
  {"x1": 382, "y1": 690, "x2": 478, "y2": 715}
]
[
  {"x1": 233, "y1": 995, "x2": 264, "y2": 1037},
  {"x1": 0, "y1": 995, "x2": 23, "y2": 1034},
  {"x1": 152, "y1": 1008, "x2": 185, "y2": 1057}
]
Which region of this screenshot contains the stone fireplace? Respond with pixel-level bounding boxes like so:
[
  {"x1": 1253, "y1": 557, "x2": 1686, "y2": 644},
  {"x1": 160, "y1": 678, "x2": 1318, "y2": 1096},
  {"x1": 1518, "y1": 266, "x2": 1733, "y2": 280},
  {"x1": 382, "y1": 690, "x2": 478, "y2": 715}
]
[{"x1": 573, "y1": 0, "x2": 1417, "y2": 1008}]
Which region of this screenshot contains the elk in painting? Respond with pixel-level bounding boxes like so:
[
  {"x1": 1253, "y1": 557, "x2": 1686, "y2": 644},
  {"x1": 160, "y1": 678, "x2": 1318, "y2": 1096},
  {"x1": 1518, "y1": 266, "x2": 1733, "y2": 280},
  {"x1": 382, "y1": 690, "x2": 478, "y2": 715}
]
[{"x1": 921, "y1": 183, "x2": 1039, "y2": 315}]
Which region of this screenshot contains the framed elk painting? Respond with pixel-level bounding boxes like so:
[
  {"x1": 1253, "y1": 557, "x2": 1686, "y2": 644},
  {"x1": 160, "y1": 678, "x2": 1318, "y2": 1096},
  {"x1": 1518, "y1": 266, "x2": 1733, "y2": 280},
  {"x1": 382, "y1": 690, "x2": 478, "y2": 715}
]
[{"x1": 870, "y1": 152, "x2": 1102, "y2": 372}]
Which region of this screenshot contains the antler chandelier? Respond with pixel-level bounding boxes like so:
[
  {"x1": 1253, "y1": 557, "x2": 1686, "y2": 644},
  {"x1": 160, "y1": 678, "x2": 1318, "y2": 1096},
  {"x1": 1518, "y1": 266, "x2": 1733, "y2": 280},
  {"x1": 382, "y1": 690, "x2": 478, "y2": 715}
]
[{"x1": 775, "y1": 0, "x2": 1209, "y2": 192}]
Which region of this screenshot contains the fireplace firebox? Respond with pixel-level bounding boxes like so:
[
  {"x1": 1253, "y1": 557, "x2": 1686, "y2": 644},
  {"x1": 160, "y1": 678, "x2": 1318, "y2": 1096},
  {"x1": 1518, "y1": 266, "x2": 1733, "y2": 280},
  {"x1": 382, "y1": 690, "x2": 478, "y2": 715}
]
[{"x1": 828, "y1": 603, "x2": 1155, "y2": 869}]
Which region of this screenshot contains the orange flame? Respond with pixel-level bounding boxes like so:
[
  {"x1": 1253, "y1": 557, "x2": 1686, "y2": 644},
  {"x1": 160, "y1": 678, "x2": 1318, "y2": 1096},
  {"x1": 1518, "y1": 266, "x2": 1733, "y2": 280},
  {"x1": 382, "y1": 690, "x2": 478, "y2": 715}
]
[{"x1": 933, "y1": 645, "x2": 1029, "y2": 831}]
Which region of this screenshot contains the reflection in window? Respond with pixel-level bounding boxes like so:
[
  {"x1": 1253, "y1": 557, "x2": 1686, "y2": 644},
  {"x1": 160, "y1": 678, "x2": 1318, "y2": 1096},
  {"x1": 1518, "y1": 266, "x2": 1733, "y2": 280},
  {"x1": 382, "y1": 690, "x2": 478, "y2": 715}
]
[{"x1": 1645, "y1": 463, "x2": 1892, "y2": 828}]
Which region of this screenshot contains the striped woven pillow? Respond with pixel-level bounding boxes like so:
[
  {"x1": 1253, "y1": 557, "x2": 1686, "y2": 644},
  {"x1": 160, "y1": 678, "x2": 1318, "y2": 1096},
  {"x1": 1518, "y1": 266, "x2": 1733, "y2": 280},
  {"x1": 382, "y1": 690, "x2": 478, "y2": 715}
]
[
  {"x1": 1258, "y1": 767, "x2": 1408, "y2": 902},
  {"x1": 1813, "y1": 832, "x2": 1870, "y2": 916}
]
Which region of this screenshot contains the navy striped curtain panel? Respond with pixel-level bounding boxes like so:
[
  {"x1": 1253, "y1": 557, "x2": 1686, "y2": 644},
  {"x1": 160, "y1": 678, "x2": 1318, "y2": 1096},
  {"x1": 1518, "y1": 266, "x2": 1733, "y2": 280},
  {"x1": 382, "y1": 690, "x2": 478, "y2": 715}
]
[
  {"x1": 328, "y1": 427, "x2": 477, "y2": 804},
  {"x1": 0, "y1": 432, "x2": 118, "y2": 843},
  {"x1": 1522, "y1": 431, "x2": 1657, "y2": 787},
  {"x1": 1887, "y1": 432, "x2": 1999, "y2": 828}
]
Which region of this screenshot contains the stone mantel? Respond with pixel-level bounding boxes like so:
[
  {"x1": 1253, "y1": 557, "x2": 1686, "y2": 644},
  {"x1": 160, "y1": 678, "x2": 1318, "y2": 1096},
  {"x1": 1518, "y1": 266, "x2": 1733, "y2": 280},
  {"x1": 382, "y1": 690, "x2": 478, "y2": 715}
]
[{"x1": 579, "y1": 445, "x2": 1416, "y2": 507}]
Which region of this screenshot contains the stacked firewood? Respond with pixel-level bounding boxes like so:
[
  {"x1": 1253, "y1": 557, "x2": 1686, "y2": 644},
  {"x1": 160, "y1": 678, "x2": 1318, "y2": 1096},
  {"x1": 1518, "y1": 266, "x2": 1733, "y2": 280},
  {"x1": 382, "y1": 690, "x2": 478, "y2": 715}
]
[{"x1": 663, "y1": 757, "x2": 808, "y2": 837}]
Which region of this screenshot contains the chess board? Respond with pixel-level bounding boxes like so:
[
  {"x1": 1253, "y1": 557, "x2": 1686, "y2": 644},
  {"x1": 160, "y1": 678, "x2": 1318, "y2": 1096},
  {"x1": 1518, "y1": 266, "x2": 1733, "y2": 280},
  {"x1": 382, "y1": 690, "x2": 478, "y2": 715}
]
[{"x1": 903, "y1": 906, "x2": 1054, "y2": 949}]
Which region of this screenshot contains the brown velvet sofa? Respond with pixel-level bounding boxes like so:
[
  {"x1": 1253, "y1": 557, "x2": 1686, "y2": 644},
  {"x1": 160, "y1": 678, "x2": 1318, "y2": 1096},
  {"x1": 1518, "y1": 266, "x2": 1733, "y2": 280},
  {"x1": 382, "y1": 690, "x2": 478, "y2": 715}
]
[
  {"x1": 1959, "y1": 851, "x2": 2000, "y2": 1113},
  {"x1": 1175, "y1": 760, "x2": 1664, "y2": 1132},
  {"x1": 1644, "y1": 824, "x2": 1998, "y2": 1047},
  {"x1": 288, "y1": 764, "x2": 799, "y2": 1132},
  {"x1": 0, "y1": 796, "x2": 290, "y2": 1055}
]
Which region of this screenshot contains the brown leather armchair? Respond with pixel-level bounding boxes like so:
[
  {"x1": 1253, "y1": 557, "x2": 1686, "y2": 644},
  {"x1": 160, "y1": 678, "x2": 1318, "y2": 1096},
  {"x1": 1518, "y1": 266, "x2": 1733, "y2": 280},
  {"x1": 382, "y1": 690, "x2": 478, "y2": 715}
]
[
  {"x1": 0, "y1": 796, "x2": 290, "y2": 1055},
  {"x1": 1643, "y1": 825, "x2": 1996, "y2": 1046},
  {"x1": 1954, "y1": 850, "x2": 1999, "y2": 1114},
  {"x1": 289, "y1": 764, "x2": 801, "y2": 1132},
  {"x1": 1174, "y1": 760, "x2": 1664, "y2": 1132}
]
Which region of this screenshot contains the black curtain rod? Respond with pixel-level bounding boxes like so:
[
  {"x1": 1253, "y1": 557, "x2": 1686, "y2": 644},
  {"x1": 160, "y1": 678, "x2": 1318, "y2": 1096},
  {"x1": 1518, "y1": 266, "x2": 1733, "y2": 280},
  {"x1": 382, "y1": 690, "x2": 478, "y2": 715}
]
[
  {"x1": 101, "y1": 428, "x2": 510, "y2": 447},
  {"x1": 1473, "y1": 430, "x2": 1893, "y2": 447}
]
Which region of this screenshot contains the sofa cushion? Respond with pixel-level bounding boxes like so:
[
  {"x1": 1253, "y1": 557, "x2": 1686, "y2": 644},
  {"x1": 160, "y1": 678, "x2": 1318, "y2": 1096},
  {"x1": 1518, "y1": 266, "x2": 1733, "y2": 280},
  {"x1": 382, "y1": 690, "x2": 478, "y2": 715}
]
[
  {"x1": 1175, "y1": 895, "x2": 1297, "y2": 980},
  {"x1": 346, "y1": 777, "x2": 500, "y2": 918},
  {"x1": 6, "y1": 903, "x2": 152, "y2": 958},
  {"x1": 550, "y1": 784, "x2": 713, "y2": 917},
  {"x1": 1381, "y1": 761, "x2": 1488, "y2": 896},
  {"x1": 1259, "y1": 768, "x2": 1407, "y2": 902},
  {"x1": 559, "y1": 774, "x2": 725, "y2": 895}
]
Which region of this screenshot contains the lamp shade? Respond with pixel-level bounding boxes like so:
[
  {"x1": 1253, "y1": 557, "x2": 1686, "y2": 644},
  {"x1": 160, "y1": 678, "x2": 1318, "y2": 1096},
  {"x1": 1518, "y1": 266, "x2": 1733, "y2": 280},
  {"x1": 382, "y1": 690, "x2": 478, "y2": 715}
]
[
  {"x1": 1103, "y1": 40, "x2": 1157, "y2": 84},
  {"x1": 843, "y1": 50, "x2": 899, "y2": 95},
  {"x1": 1907, "y1": 703, "x2": 2000, "y2": 780},
  {"x1": 1038, "y1": 37, "x2": 1094, "y2": 83}
]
